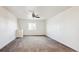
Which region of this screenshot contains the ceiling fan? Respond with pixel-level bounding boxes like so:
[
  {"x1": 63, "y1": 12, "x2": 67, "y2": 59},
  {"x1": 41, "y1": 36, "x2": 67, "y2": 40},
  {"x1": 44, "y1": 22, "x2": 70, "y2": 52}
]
[
  {"x1": 32, "y1": 11, "x2": 40, "y2": 18},
  {"x1": 28, "y1": 9, "x2": 40, "y2": 18}
]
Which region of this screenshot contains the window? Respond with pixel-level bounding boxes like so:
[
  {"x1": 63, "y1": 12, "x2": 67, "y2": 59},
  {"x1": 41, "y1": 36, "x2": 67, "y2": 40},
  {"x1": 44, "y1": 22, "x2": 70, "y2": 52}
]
[{"x1": 28, "y1": 23, "x2": 36, "y2": 30}]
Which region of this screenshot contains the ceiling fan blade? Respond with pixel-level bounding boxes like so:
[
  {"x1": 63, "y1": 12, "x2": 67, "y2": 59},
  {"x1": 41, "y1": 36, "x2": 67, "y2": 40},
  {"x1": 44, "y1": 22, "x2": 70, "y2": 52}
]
[
  {"x1": 35, "y1": 14, "x2": 40, "y2": 18},
  {"x1": 35, "y1": 16, "x2": 40, "y2": 18},
  {"x1": 32, "y1": 12, "x2": 36, "y2": 17}
]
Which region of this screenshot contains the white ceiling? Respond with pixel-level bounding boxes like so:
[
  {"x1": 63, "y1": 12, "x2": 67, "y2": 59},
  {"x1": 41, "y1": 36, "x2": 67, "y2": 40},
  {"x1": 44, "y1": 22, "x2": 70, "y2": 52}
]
[{"x1": 4, "y1": 6, "x2": 71, "y2": 20}]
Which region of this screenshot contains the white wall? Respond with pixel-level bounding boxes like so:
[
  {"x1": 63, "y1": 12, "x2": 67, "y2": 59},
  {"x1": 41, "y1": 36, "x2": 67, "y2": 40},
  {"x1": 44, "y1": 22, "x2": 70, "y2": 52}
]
[
  {"x1": 46, "y1": 7, "x2": 79, "y2": 51},
  {"x1": 18, "y1": 19, "x2": 46, "y2": 35},
  {"x1": 0, "y1": 7, "x2": 17, "y2": 49}
]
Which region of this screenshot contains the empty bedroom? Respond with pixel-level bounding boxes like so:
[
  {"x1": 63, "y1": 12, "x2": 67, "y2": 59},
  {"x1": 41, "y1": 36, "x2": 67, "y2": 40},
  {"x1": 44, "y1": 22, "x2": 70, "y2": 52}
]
[{"x1": 0, "y1": 6, "x2": 79, "y2": 52}]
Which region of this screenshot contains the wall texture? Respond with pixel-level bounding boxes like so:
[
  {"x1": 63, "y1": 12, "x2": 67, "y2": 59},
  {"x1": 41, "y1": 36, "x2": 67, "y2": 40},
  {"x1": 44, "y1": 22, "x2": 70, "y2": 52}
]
[
  {"x1": 18, "y1": 19, "x2": 46, "y2": 35},
  {"x1": 46, "y1": 7, "x2": 79, "y2": 51},
  {"x1": 0, "y1": 7, "x2": 17, "y2": 49}
]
